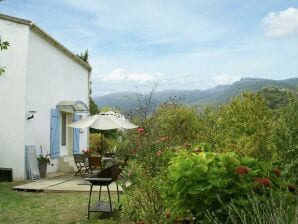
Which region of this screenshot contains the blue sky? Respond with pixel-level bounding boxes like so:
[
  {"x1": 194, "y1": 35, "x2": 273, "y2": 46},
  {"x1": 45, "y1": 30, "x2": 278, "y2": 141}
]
[{"x1": 1, "y1": 0, "x2": 298, "y2": 96}]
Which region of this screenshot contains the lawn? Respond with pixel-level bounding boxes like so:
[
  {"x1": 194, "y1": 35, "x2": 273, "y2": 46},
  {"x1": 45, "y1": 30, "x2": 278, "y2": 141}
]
[{"x1": 0, "y1": 182, "x2": 123, "y2": 224}]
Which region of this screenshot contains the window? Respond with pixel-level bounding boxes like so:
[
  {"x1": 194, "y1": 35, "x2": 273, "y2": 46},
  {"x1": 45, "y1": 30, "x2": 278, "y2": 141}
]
[{"x1": 61, "y1": 113, "x2": 67, "y2": 146}]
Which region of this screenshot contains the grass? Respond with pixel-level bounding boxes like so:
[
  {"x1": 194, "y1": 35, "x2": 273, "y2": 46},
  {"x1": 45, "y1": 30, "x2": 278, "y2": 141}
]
[{"x1": 0, "y1": 182, "x2": 123, "y2": 224}]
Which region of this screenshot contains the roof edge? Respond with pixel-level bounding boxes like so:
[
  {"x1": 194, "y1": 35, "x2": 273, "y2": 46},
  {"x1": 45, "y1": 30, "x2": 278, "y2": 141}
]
[{"x1": 0, "y1": 13, "x2": 92, "y2": 72}]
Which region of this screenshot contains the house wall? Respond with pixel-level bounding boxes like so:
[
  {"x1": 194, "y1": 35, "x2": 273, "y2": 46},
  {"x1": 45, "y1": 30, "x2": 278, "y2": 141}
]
[
  {"x1": 0, "y1": 20, "x2": 30, "y2": 180},
  {"x1": 24, "y1": 29, "x2": 89, "y2": 175}
]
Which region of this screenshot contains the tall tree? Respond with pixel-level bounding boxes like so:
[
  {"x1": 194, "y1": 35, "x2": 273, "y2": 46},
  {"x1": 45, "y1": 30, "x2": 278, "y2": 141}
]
[
  {"x1": 77, "y1": 49, "x2": 99, "y2": 115},
  {"x1": 77, "y1": 49, "x2": 89, "y2": 63}
]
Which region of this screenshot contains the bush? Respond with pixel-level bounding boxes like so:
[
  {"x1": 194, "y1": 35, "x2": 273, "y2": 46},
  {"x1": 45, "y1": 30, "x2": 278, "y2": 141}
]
[
  {"x1": 89, "y1": 133, "x2": 108, "y2": 154},
  {"x1": 121, "y1": 162, "x2": 166, "y2": 224},
  {"x1": 162, "y1": 149, "x2": 290, "y2": 222},
  {"x1": 205, "y1": 191, "x2": 297, "y2": 224},
  {"x1": 197, "y1": 93, "x2": 275, "y2": 161},
  {"x1": 145, "y1": 103, "x2": 200, "y2": 148},
  {"x1": 272, "y1": 97, "x2": 298, "y2": 184}
]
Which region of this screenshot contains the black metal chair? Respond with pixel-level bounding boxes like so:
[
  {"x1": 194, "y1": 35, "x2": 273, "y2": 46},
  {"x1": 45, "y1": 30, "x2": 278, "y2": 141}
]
[{"x1": 85, "y1": 165, "x2": 121, "y2": 218}]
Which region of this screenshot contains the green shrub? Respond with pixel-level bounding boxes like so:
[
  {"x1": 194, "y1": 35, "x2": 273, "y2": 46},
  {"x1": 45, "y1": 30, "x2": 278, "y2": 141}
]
[
  {"x1": 89, "y1": 133, "x2": 108, "y2": 154},
  {"x1": 162, "y1": 150, "x2": 289, "y2": 222},
  {"x1": 272, "y1": 97, "x2": 298, "y2": 184},
  {"x1": 197, "y1": 93, "x2": 275, "y2": 161},
  {"x1": 121, "y1": 161, "x2": 166, "y2": 224},
  {"x1": 205, "y1": 191, "x2": 297, "y2": 224},
  {"x1": 142, "y1": 103, "x2": 200, "y2": 148}
]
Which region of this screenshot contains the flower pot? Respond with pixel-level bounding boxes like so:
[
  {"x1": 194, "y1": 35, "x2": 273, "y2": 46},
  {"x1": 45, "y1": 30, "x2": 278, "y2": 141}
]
[{"x1": 38, "y1": 162, "x2": 48, "y2": 178}]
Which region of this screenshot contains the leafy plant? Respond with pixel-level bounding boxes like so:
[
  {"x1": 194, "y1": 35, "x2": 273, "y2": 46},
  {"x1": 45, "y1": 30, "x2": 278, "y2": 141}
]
[
  {"x1": 0, "y1": 36, "x2": 10, "y2": 75},
  {"x1": 272, "y1": 97, "x2": 298, "y2": 184},
  {"x1": 37, "y1": 153, "x2": 52, "y2": 165},
  {"x1": 162, "y1": 149, "x2": 290, "y2": 222},
  {"x1": 121, "y1": 161, "x2": 166, "y2": 224},
  {"x1": 205, "y1": 191, "x2": 297, "y2": 224},
  {"x1": 89, "y1": 133, "x2": 108, "y2": 154}
]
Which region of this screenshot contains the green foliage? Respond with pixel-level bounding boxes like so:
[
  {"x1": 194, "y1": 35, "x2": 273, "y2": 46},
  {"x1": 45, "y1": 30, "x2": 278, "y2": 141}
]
[
  {"x1": 272, "y1": 97, "x2": 298, "y2": 183},
  {"x1": 205, "y1": 191, "x2": 297, "y2": 224},
  {"x1": 0, "y1": 37, "x2": 10, "y2": 75},
  {"x1": 259, "y1": 87, "x2": 292, "y2": 110},
  {"x1": 162, "y1": 150, "x2": 289, "y2": 222},
  {"x1": 197, "y1": 106, "x2": 223, "y2": 151},
  {"x1": 197, "y1": 92, "x2": 275, "y2": 161},
  {"x1": 37, "y1": 153, "x2": 51, "y2": 164},
  {"x1": 89, "y1": 97, "x2": 99, "y2": 115},
  {"x1": 89, "y1": 133, "x2": 108, "y2": 154},
  {"x1": 77, "y1": 49, "x2": 89, "y2": 63},
  {"x1": 117, "y1": 88, "x2": 297, "y2": 223},
  {"x1": 146, "y1": 103, "x2": 200, "y2": 147},
  {"x1": 121, "y1": 161, "x2": 166, "y2": 224}
]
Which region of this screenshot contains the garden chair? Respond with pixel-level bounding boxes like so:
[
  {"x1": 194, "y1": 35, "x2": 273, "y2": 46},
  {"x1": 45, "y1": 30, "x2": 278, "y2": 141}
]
[{"x1": 73, "y1": 154, "x2": 90, "y2": 176}]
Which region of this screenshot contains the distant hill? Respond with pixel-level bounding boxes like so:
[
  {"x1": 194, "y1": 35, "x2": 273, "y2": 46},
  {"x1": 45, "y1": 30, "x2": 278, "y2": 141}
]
[{"x1": 93, "y1": 77, "x2": 298, "y2": 113}]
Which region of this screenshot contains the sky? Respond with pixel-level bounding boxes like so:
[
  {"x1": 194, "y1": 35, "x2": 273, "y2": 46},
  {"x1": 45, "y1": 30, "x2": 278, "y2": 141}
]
[{"x1": 1, "y1": 0, "x2": 298, "y2": 96}]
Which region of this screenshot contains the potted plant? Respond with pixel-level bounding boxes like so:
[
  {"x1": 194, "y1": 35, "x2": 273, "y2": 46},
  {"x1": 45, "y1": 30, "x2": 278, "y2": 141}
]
[{"x1": 37, "y1": 153, "x2": 52, "y2": 178}]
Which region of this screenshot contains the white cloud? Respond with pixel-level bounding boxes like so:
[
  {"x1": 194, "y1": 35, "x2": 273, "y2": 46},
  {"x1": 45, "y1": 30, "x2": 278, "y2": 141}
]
[
  {"x1": 97, "y1": 68, "x2": 165, "y2": 83},
  {"x1": 213, "y1": 74, "x2": 240, "y2": 85},
  {"x1": 262, "y1": 7, "x2": 298, "y2": 37}
]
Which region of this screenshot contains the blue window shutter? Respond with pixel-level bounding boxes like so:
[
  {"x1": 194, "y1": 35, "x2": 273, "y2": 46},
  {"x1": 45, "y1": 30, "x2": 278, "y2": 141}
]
[
  {"x1": 50, "y1": 109, "x2": 60, "y2": 159},
  {"x1": 73, "y1": 114, "x2": 81, "y2": 154}
]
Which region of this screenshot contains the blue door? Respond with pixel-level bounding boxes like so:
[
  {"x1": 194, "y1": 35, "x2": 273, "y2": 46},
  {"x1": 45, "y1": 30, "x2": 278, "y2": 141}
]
[
  {"x1": 73, "y1": 114, "x2": 81, "y2": 154},
  {"x1": 50, "y1": 109, "x2": 60, "y2": 159}
]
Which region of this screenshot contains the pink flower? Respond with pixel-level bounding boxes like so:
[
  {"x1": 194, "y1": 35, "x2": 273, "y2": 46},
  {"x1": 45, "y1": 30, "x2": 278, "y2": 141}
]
[
  {"x1": 137, "y1": 127, "x2": 145, "y2": 134},
  {"x1": 81, "y1": 148, "x2": 90, "y2": 155}
]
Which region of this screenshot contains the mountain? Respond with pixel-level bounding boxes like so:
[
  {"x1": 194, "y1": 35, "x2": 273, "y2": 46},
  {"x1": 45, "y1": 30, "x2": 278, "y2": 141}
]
[{"x1": 93, "y1": 77, "x2": 298, "y2": 113}]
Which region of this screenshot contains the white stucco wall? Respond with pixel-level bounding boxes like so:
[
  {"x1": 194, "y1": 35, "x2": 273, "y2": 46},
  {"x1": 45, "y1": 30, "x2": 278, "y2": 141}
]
[
  {"x1": 0, "y1": 20, "x2": 30, "y2": 180},
  {"x1": 24, "y1": 29, "x2": 89, "y2": 175}
]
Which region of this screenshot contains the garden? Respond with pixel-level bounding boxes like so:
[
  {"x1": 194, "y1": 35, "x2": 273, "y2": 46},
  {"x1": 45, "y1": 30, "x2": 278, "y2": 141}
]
[{"x1": 1, "y1": 89, "x2": 297, "y2": 223}]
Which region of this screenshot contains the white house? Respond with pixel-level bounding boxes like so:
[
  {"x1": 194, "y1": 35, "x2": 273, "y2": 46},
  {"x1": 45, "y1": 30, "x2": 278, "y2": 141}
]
[{"x1": 0, "y1": 14, "x2": 91, "y2": 180}]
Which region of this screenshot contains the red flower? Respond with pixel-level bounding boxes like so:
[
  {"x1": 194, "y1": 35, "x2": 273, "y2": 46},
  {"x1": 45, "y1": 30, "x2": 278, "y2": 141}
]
[
  {"x1": 273, "y1": 168, "x2": 281, "y2": 177},
  {"x1": 235, "y1": 166, "x2": 249, "y2": 175},
  {"x1": 137, "y1": 127, "x2": 145, "y2": 134},
  {"x1": 131, "y1": 149, "x2": 137, "y2": 155},
  {"x1": 256, "y1": 177, "x2": 270, "y2": 186}
]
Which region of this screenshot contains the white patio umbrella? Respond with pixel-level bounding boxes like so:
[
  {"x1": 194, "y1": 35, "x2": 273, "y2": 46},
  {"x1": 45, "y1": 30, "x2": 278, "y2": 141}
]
[
  {"x1": 68, "y1": 111, "x2": 138, "y2": 155},
  {"x1": 67, "y1": 111, "x2": 138, "y2": 130}
]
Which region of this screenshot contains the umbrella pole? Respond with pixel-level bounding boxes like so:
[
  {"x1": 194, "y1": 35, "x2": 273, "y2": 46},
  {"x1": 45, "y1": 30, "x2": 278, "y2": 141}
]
[{"x1": 101, "y1": 132, "x2": 104, "y2": 154}]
